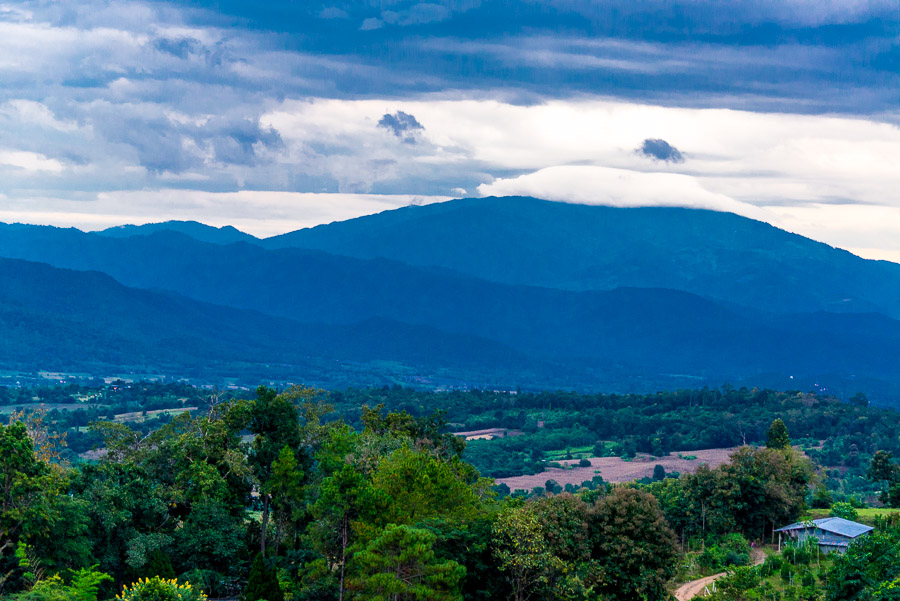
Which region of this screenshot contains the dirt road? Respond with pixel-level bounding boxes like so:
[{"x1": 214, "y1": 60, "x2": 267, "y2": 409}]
[
  {"x1": 674, "y1": 572, "x2": 724, "y2": 601},
  {"x1": 673, "y1": 548, "x2": 765, "y2": 600}
]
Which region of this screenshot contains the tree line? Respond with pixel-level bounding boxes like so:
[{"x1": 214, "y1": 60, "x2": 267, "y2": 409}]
[{"x1": 0, "y1": 385, "x2": 897, "y2": 600}]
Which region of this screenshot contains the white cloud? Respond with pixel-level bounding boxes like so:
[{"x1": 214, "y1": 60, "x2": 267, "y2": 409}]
[
  {"x1": 257, "y1": 97, "x2": 900, "y2": 259},
  {"x1": 0, "y1": 99, "x2": 79, "y2": 131},
  {"x1": 0, "y1": 190, "x2": 451, "y2": 237},
  {"x1": 0, "y1": 150, "x2": 65, "y2": 172},
  {"x1": 0, "y1": 0, "x2": 898, "y2": 262},
  {"x1": 260, "y1": 97, "x2": 900, "y2": 204},
  {"x1": 477, "y1": 166, "x2": 766, "y2": 219},
  {"x1": 0, "y1": 5, "x2": 33, "y2": 21},
  {"x1": 764, "y1": 203, "x2": 900, "y2": 260}
]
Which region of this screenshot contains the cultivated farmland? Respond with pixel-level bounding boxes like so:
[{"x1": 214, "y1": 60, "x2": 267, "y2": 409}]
[{"x1": 496, "y1": 447, "x2": 737, "y2": 490}]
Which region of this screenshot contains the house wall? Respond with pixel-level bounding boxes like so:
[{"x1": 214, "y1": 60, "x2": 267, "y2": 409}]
[{"x1": 792, "y1": 527, "x2": 853, "y2": 554}]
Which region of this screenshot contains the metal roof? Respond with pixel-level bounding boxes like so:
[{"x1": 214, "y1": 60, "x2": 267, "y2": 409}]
[{"x1": 775, "y1": 517, "x2": 874, "y2": 538}]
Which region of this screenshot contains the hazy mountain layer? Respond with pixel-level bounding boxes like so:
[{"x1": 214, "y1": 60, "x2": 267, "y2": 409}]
[
  {"x1": 98, "y1": 220, "x2": 259, "y2": 245},
  {"x1": 4, "y1": 198, "x2": 900, "y2": 390},
  {"x1": 0, "y1": 258, "x2": 539, "y2": 383},
  {"x1": 263, "y1": 197, "x2": 900, "y2": 317}
]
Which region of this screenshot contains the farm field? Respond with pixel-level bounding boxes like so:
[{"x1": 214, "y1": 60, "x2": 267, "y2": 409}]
[
  {"x1": 452, "y1": 427, "x2": 522, "y2": 440},
  {"x1": 802, "y1": 506, "x2": 900, "y2": 524},
  {"x1": 113, "y1": 406, "x2": 197, "y2": 423},
  {"x1": 496, "y1": 447, "x2": 737, "y2": 491},
  {"x1": 0, "y1": 402, "x2": 107, "y2": 414},
  {"x1": 543, "y1": 445, "x2": 596, "y2": 460}
]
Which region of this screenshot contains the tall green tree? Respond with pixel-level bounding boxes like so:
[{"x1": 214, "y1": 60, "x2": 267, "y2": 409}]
[
  {"x1": 309, "y1": 462, "x2": 374, "y2": 601},
  {"x1": 349, "y1": 525, "x2": 465, "y2": 601},
  {"x1": 492, "y1": 503, "x2": 565, "y2": 601},
  {"x1": 69, "y1": 462, "x2": 168, "y2": 587},
  {"x1": 716, "y1": 446, "x2": 812, "y2": 540},
  {"x1": 248, "y1": 386, "x2": 302, "y2": 557},
  {"x1": 0, "y1": 422, "x2": 64, "y2": 593},
  {"x1": 242, "y1": 552, "x2": 284, "y2": 601},
  {"x1": 766, "y1": 418, "x2": 791, "y2": 449},
  {"x1": 869, "y1": 450, "x2": 900, "y2": 506},
  {"x1": 587, "y1": 488, "x2": 677, "y2": 601},
  {"x1": 682, "y1": 465, "x2": 735, "y2": 537},
  {"x1": 368, "y1": 446, "x2": 489, "y2": 530},
  {"x1": 266, "y1": 446, "x2": 305, "y2": 553}
]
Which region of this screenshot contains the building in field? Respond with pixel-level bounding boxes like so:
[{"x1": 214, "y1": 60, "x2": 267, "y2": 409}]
[{"x1": 775, "y1": 517, "x2": 873, "y2": 554}]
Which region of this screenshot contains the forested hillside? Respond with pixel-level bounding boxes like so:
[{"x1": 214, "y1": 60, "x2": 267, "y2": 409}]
[
  {"x1": 262, "y1": 197, "x2": 900, "y2": 317},
  {"x1": 6, "y1": 206, "x2": 900, "y2": 397},
  {"x1": 0, "y1": 258, "x2": 538, "y2": 386},
  {"x1": 3, "y1": 383, "x2": 900, "y2": 600}
]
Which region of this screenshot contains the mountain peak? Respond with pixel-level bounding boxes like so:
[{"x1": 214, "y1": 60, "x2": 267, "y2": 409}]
[
  {"x1": 98, "y1": 220, "x2": 257, "y2": 245},
  {"x1": 258, "y1": 196, "x2": 893, "y2": 316}
]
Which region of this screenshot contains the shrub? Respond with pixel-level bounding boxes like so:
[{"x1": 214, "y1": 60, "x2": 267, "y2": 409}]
[
  {"x1": 179, "y1": 571, "x2": 230, "y2": 600},
  {"x1": 810, "y1": 486, "x2": 833, "y2": 509},
  {"x1": 117, "y1": 577, "x2": 206, "y2": 601},
  {"x1": 11, "y1": 566, "x2": 112, "y2": 601},
  {"x1": 578, "y1": 458, "x2": 591, "y2": 467},
  {"x1": 698, "y1": 545, "x2": 724, "y2": 571},
  {"x1": 724, "y1": 551, "x2": 749, "y2": 566},
  {"x1": 783, "y1": 545, "x2": 809, "y2": 565},
  {"x1": 145, "y1": 550, "x2": 176, "y2": 580},
  {"x1": 721, "y1": 533, "x2": 750, "y2": 557},
  {"x1": 831, "y1": 501, "x2": 859, "y2": 521},
  {"x1": 726, "y1": 566, "x2": 761, "y2": 591},
  {"x1": 241, "y1": 553, "x2": 283, "y2": 601}
]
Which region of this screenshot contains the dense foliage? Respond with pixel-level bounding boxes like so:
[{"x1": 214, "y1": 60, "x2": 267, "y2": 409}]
[
  {"x1": 328, "y1": 386, "x2": 896, "y2": 501},
  {"x1": 2, "y1": 383, "x2": 900, "y2": 600}
]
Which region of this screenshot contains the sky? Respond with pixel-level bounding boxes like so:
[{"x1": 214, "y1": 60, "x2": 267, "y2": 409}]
[{"x1": 1, "y1": 0, "x2": 899, "y2": 259}]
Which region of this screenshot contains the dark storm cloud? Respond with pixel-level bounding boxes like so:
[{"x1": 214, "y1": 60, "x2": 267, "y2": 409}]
[
  {"x1": 638, "y1": 139, "x2": 684, "y2": 163},
  {"x1": 160, "y1": 0, "x2": 898, "y2": 115},
  {"x1": 93, "y1": 108, "x2": 283, "y2": 173},
  {"x1": 3, "y1": 0, "x2": 898, "y2": 206},
  {"x1": 378, "y1": 111, "x2": 424, "y2": 143}
]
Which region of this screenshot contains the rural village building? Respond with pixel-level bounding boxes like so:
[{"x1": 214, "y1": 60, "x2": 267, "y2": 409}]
[{"x1": 774, "y1": 517, "x2": 873, "y2": 554}]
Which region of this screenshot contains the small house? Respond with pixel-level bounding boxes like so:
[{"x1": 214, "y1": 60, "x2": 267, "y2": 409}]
[{"x1": 775, "y1": 517, "x2": 873, "y2": 554}]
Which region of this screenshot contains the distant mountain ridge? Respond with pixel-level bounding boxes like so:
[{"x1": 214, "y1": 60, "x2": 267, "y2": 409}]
[
  {"x1": 98, "y1": 220, "x2": 258, "y2": 245},
  {"x1": 262, "y1": 197, "x2": 900, "y2": 317},
  {"x1": 11, "y1": 197, "x2": 900, "y2": 318},
  {"x1": 4, "y1": 197, "x2": 900, "y2": 392},
  {"x1": 4, "y1": 255, "x2": 900, "y2": 390},
  {"x1": 0, "y1": 257, "x2": 540, "y2": 384}
]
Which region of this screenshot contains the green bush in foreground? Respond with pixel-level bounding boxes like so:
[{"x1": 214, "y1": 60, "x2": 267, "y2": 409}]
[
  {"x1": 7, "y1": 565, "x2": 112, "y2": 601},
  {"x1": 117, "y1": 577, "x2": 206, "y2": 601}
]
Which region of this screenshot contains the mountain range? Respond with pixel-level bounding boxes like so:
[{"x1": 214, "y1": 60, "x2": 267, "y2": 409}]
[{"x1": 3, "y1": 196, "x2": 900, "y2": 396}]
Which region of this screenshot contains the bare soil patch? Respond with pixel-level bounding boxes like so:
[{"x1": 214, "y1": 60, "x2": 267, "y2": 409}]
[{"x1": 496, "y1": 447, "x2": 737, "y2": 491}]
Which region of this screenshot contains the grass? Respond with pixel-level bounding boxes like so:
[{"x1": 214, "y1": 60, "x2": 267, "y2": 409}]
[
  {"x1": 544, "y1": 445, "x2": 594, "y2": 460},
  {"x1": 113, "y1": 406, "x2": 197, "y2": 423},
  {"x1": 0, "y1": 402, "x2": 109, "y2": 414},
  {"x1": 802, "y1": 506, "x2": 900, "y2": 524}
]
